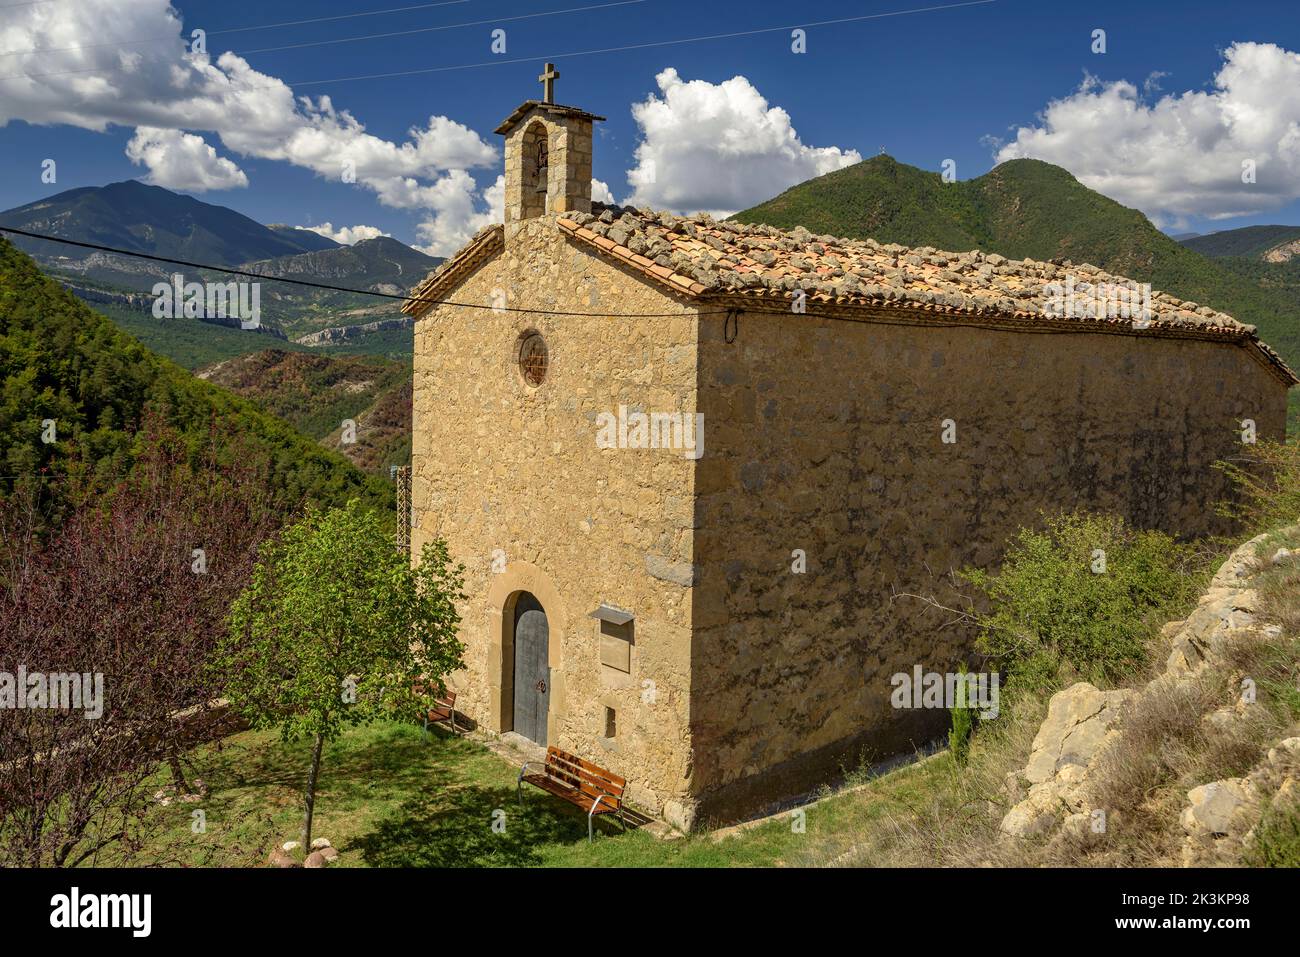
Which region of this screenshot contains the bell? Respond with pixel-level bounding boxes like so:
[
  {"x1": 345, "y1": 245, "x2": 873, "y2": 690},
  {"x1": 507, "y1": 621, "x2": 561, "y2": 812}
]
[{"x1": 534, "y1": 141, "x2": 548, "y2": 194}]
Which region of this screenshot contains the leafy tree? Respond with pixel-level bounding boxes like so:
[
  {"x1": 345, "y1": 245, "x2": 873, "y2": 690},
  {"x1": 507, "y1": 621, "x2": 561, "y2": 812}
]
[
  {"x1": 961, "y1": 511, "x2": 1199, "y2": 693},
  {"x1": 217, "y1": 500, "x2": 465, "y2": 852}
]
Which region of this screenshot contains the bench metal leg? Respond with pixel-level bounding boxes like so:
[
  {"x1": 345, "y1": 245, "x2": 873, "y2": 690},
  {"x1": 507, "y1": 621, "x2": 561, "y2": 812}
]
[{"x1": 588, "y1": 794, "x2": 606, "y2": 843}]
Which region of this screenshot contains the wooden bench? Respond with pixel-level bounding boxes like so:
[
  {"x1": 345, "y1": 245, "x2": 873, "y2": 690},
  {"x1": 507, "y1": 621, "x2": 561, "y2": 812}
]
[
  {"x1": 416, "y1": 684, "x2": 459, "y2": 735},
  {"x1": 517, "y1": 746, "x2": 628, "y2": 842}
]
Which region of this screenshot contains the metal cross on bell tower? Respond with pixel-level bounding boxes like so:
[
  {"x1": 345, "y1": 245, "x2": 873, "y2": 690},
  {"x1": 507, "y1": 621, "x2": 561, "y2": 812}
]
[{"x1": 538, "y1": 62, "x2": 560, "y2": 103}]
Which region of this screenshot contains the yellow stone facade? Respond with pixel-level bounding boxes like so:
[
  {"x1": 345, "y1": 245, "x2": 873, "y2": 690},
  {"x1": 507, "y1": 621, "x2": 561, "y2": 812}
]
[{"x1": 411, "y1": 215, "x2": 702, "y2": 828}]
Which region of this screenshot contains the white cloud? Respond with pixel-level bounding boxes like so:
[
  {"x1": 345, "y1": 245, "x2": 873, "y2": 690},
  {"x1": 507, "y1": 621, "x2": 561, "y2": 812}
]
[
  {"x1": 591, "y1": 178, "x2": 615, "y2": 204},
  {"x1": 623, "y1": 68, "x2": 860, "y2": 216},
  {"x1": 125, "y1": 127, "x2": 247, "y2": 191},
  {"x1": 0, "y1": 0, "x2": 500, "y2": 253},
  {"x1": 300, "y1": 222, "x2": 389, "y2": 245},
  {"x1": 996, "y1": 42, "x2": 1300, "y2": 225}
]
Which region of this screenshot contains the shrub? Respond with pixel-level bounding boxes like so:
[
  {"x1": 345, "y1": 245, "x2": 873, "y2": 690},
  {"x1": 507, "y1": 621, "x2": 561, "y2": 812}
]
[
  {"x1": 1215, "y1": 440, "x2": 1300, "y2": 535},
  {"x1": 1246, "y1": 803, "x2": 1300, "y2": 867},
  {"x1": 961, "y1": 511, "x2": 1200, "y2": 692}
]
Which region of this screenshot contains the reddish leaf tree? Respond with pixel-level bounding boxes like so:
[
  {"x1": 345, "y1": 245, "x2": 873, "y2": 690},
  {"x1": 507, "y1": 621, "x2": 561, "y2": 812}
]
[{"x1": 0, "y1": 417, "x2": 283, "y2": 866}]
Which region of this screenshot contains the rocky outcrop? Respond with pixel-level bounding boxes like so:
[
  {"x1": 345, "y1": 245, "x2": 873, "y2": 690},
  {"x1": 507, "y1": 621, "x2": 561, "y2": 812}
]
[
  {"x1": 1001, "y1": 528, "x2": 1298, "y2": 854},
  {"x1": 1181, "y1": 738, "x2": 1300, "y2": 865},
  {"x1": 1001, "y1": 683, "x2": 1132, "y2": 838}
]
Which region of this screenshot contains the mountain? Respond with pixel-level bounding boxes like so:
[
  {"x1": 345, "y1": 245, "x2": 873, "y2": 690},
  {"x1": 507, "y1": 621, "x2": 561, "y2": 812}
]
[
  {"x1": 0, "y1": 180, "x2": 329, "y2": 266},
  {"x1": 267, "y1": 224, "x2": 342, "y2": 252},
  {"x1": 733, "y1": 156, "x2": 1300, "y2": 403},
  {"x1": 243, "y1": 236, "x2": 441, "y2": 293},
  {"x1": 0, "y1": 235, "x2": 392, "y2": 513},
  {"x1": 197, "y1": 349, "x2": 411, "y2": 474},
  {"x1": 0, "y1": 182, "x2": 437, "y2": 353},
  {"x1": 1181, "y1": 225, "x2": 1300, "y2": 262}
]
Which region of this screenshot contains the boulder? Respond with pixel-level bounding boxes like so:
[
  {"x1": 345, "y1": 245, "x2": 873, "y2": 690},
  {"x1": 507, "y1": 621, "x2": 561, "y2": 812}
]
[
  {"x1": 268, "y1": 849, "x2": 298, "y2": 868},
  {"x1": 304, "y1": 850, "x2": 328, "y2": 868},
  {"x1": 1024, "y1": 683, "x2": 1132, "y2": 784},
  {"x1": 310, "y1": 837, "x2": 332, "y2": 850},
  {"x1": 1181, "y1": 778, "x2": 1257, "y2": 836}
]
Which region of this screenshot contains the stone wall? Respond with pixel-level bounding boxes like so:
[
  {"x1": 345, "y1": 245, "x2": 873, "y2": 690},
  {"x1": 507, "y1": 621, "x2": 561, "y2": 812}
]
[
  {"x1": 688, "y1": 306, "x2": 1289, "y2": 822},
  {"x1": 410, "y1": 215, "x2": 699, "y2": 823}
]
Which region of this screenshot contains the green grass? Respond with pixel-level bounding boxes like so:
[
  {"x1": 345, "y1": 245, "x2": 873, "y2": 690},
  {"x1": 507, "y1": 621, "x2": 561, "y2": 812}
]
[{"x1": 129, "y1": 721, "x2": 949, "y2": 868}]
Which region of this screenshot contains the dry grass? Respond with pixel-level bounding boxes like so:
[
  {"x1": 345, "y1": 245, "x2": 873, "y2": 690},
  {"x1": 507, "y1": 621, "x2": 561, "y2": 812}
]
[{"x1": 800, "y1": 693, "x2": 1049, "y2": 867}]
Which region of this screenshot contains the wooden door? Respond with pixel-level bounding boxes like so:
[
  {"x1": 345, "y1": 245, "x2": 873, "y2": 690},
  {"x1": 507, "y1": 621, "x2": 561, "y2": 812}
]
[{"x1": 511, "y1": 592, "x2": 550, "y2": 744}]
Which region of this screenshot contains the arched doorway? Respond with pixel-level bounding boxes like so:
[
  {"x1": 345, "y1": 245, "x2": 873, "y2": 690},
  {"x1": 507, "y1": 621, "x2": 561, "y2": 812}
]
[{"x1": 511, "y1": 592, "x2": 549, "y2": 744}]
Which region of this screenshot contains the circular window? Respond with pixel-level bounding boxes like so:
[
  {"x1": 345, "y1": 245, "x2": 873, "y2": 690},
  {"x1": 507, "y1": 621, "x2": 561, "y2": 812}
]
[{"x1": 518, "y1": 332, "x2": 548, "y2": 387}]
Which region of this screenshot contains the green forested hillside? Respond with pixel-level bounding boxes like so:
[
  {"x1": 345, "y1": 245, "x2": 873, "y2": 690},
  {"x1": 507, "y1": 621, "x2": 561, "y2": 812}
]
[
  {"x1": 0, "y1": 236, "x2": 392, "y2": 511},
  {"x1": 197, "y1": 349, "x2": 412, "y2": 475},
  {"x1": 733, "y1": 157, "x2": 1300, "y2": 378},
  {"x1": 1182, "y1": 225, "x2": 1300, "y2": 260}
]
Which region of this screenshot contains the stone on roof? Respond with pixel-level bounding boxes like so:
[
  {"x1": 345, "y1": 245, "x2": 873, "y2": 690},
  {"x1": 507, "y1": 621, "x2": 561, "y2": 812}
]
[{"x1": 494, "y1": 100, "x2": 607, "y2": 135}]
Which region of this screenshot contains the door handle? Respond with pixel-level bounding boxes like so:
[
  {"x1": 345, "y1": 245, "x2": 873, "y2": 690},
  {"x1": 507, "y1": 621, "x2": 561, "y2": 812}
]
[{"x1": 535, "y1": 679, "x2": 547, "y2": 694}]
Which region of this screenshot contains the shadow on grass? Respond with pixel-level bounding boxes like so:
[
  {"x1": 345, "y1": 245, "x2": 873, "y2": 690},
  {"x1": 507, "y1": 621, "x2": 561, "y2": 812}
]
[
  {"x1": 350, "y1": 779, "x2": 603, "y2": 867},
  {"x1": 191, "y1": 724, "x2": 628, "y2": 867}
]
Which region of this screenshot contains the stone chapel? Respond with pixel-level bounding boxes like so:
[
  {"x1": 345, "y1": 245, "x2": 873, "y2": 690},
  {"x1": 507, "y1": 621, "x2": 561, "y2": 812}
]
[{"x1": 403, "y1": 69, "x2": 1295, "y2": 829}]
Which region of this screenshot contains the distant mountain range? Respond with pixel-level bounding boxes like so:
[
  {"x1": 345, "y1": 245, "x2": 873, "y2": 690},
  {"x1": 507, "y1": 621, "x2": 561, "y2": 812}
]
[
  {"x1": 733, "y1": 156, "x2": 1300, "y2": 429},
  {"x1": 0, "y1": 180, "x2": 340, "y2": 265},
  {"x1": 1180, "y1": 225, "x2": 1300, "y2": 262},
  {"x1": 242, "y1": 235, "x2": 440, "y2": 295},
  {"x1": 0, "y1": 181, "x2": 441, "y2": 347}
]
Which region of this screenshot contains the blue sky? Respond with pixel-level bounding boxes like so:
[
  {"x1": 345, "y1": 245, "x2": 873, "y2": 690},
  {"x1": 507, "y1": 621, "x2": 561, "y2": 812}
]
[{"x1": 4, "y1": 0, "x2": 1300, "y2": 251}]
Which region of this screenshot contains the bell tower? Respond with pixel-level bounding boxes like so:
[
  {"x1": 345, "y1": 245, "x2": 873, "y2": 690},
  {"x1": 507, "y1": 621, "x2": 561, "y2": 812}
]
[{"x1": 495, "y1": 63, "x2": 605, "y2": 224}]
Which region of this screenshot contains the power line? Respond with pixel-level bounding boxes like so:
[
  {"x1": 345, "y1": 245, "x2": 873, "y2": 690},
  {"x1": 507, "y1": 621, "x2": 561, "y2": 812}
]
[
  {"x1": 0, "y1": 0, "x2": 645, "y2": 78},
  {"x1": 0, "y1": 0, "x2": 994, "y2": 85},
  {"x1": 236, "y1": 0, "x2": 646, "y2": 58},
  {"x1": 0, "y1": 225, "x2": 724, "y2": 318},
  {"x1": 0, "y1": 0, "x2": 631, "y2": 61},
  {"x1": 0, "y1": 0, "x2": 474, "y2": 58},
  {"x1": 286, "y1": 0, "x2": 999, "y2": 87}
]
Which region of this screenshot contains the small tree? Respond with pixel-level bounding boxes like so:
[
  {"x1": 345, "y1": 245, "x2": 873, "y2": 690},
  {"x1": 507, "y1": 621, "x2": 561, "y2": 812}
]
[
  {"x1": 217, "y1": 500, "x2": 465, "y2": 852},
  {"x1": 948, "y1": 663, "x2": 975, "y2": 767}
]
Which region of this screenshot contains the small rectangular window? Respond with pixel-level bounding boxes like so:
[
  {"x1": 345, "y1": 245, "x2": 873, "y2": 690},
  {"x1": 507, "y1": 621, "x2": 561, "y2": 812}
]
[{"x1": 604, "y1": 706, "x2": 616, "y2": 739}]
